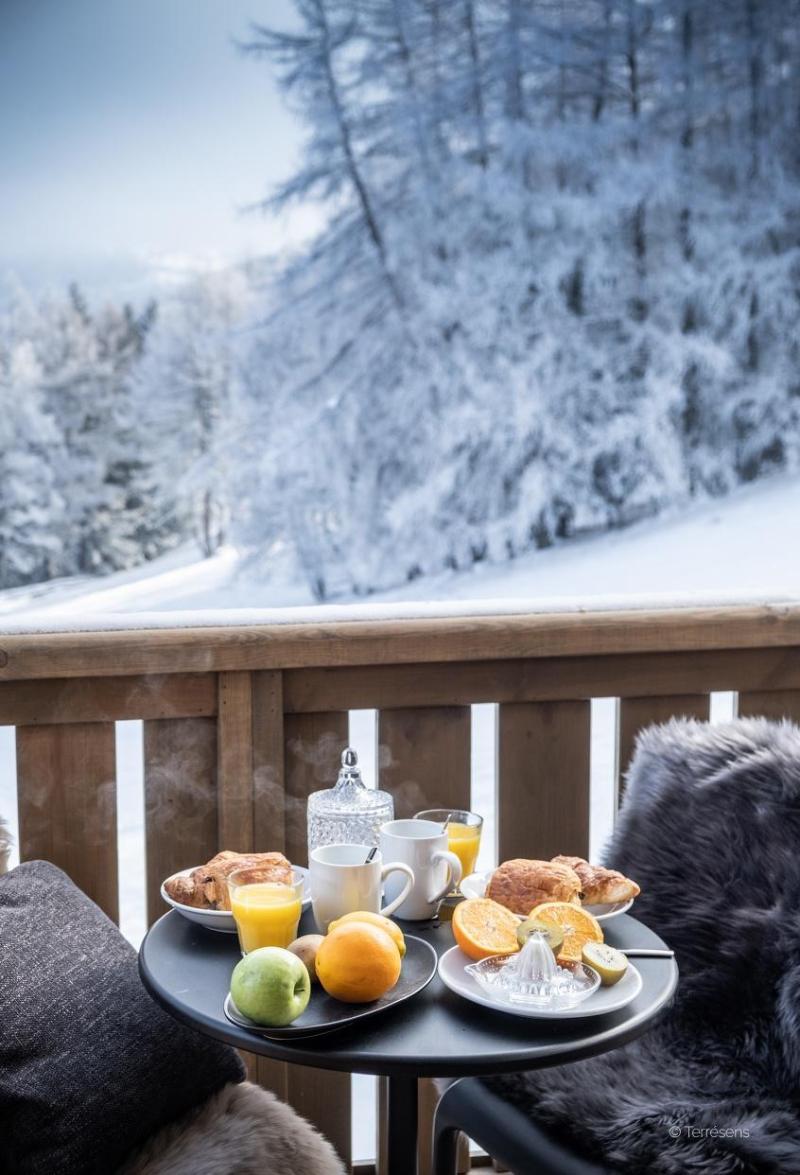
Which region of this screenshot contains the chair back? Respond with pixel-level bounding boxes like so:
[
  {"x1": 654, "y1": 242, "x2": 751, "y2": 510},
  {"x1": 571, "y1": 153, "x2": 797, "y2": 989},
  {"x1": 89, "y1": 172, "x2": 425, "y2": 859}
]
[{"x1": 608, "y1": 718, "x2": 800, "y2": 1082}]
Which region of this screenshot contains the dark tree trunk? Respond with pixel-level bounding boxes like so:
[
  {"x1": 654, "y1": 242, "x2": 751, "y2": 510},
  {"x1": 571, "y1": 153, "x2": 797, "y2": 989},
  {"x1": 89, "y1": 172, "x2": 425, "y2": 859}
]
[
  {"x1": 464, "y1": 0, "x2": 488, "y2": 168},
  {"x1": 313, "y1": 0, "x2": 404, "y2": 309}
]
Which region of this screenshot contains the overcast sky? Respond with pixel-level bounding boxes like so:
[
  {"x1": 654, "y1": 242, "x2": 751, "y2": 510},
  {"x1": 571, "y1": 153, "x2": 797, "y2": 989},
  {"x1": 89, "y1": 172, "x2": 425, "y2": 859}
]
[{"x1": 0, "y1": 0, "x2": 312, "y2": 300}]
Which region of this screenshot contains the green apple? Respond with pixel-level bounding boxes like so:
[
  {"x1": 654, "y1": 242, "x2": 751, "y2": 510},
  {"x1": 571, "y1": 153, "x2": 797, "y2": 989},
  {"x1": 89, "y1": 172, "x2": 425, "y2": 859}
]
[{"x1": 231, "y1": 947, "x2": 311, "y2": 1027}]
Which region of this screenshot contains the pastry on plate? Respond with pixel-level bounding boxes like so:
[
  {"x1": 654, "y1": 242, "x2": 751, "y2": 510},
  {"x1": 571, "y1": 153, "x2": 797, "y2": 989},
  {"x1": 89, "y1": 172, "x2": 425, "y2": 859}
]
[
  {"x1": 551, "y1": 855, "x2": 640, "y2": 905},
  {"x1": 486, "y1": 859, "x2": 582, "y2": 916},
  {"x1": 164, "y1": 850, "x2": 292, "y2": 910}
]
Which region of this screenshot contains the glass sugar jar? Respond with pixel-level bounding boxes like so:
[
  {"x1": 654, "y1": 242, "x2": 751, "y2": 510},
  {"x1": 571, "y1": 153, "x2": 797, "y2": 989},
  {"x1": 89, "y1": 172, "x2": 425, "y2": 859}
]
[{"x1": 307, "y1": 747, "x2": 394, "y2": 854}]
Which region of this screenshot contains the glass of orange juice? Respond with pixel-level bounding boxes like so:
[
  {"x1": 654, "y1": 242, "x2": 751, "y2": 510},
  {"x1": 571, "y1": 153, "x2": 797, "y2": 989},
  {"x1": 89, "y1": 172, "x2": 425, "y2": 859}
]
[
  {"x1": 228, "y1": 868, "x2": 305, "y2": 955},
  {"x1": 415, "y1": 809, "x2": 483, "y2": 887}
]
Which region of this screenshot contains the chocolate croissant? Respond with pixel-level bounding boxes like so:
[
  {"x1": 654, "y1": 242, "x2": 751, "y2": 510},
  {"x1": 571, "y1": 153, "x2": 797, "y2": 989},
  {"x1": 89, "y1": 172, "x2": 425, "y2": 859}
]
[
  {"x1": 486, "y1": 859, "x2": 582, "y2": 915},
  {"x1": 551, "y1": 855, "x2": 640, "y2": 905},
  {"x1": 164, "y1": 850, "x2": 293, "y2": 910}
]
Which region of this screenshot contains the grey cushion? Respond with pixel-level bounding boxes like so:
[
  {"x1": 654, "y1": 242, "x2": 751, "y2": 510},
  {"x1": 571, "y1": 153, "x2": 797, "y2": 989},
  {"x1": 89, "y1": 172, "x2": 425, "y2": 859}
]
[{"x1": 0, "y1": 860, "x2": 243, "y2": 1175}]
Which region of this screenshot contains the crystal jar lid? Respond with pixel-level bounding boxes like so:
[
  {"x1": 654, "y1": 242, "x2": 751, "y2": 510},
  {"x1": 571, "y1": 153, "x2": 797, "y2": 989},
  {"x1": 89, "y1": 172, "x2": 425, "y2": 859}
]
[{"x1": 307, "y1": 748, "x2": 394, "y2": 815}]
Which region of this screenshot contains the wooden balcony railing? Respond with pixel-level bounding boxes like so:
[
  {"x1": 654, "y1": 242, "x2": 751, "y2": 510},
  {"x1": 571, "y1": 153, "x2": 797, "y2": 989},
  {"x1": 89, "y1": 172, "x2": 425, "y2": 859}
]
[{"x1": 2, "y1": 602, "x2": 800, "y2": 1171}]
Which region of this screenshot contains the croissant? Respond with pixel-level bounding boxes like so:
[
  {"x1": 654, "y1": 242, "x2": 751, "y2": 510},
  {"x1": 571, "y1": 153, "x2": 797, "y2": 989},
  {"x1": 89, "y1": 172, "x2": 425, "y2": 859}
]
[
  {"x1": 164, "y1": 850, "x2": 293, "y2": 910},
  {"x1": 551, "y1": 855, "x2": 640, "y2": 905},
  {"x1": 486, "y1": 859, "x2": 582, "y2": 916}
]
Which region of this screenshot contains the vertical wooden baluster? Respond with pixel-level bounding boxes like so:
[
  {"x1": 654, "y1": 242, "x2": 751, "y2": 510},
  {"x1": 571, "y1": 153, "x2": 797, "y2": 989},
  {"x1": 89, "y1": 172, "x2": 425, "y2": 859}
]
[
  {"x1": 497, "y1": 700, "x2": 591, "y2": 862},
  {"x1": 377, "y1": 706, "x2": 472, "y2": 1175},
  {"x1": 218, "y1": 671, "x2": 255, "y2": 849},
  {"x1": 253, "y1": 670, "x2": 287, "y2": 852},
  {"x1": 284, "y1": 710, "x2": 349, "y2": 865},
  {"x1": 737, "y1": 690, "x2": 800, "y2": 723},
  {"x1": 617, "y1": 695, "x2": 709, "y2": 805},
  {"x1": 17, "y1": 722, "x2": 118, "y2": 921},
  {"x1": 284, "y1": 709, "x2": 352, "y2": 1169},
  {"x1": 143, "y1": 717, "x2": 218, "y2": 925},
  {"x1": 378, "y1": 706, "x2": 472, "y2": 817}
]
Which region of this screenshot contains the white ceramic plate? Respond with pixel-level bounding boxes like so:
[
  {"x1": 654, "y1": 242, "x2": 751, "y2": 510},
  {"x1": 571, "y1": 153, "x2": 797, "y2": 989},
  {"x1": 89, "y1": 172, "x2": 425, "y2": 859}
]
[
  {"x1": 460, "y1": 870, "x2": 634, "y2": 922},
  {"x1": 161, "y1": 865, "x2": 311, "y2": 933},
  {"x1": 438, "y1": 945, "x2": 642, "y2": 1019}
]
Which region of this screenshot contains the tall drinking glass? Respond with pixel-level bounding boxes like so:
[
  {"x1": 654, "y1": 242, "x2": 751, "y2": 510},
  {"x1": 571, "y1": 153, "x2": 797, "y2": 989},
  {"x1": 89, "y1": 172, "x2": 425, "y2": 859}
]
[
  {"x1": 415, "y1": 809, "x2": 483, "y2": 881},
  {"x1": 228, "y1": 868, "x2": 304, "y2": 955}
]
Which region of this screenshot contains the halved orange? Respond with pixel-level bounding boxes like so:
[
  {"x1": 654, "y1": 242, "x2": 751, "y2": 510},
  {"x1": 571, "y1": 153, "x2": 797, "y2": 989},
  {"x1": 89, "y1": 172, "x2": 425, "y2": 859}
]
[
  {"x1": 452, "y1": 898, "x2": 521, "y2": 961},
  {"x1": 528, "y1": 901, "x2": 603, "y2": 965}
]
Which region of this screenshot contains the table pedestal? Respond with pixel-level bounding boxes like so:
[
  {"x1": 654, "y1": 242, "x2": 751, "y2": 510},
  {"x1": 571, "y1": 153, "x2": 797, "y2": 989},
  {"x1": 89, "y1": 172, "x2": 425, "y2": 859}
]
[{"x1": 385, "y1": 1074, "x2": 419, "y2": 1175}]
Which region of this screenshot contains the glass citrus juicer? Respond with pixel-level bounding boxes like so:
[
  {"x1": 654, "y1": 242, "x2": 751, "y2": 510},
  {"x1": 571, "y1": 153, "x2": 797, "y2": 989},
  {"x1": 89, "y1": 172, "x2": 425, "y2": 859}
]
[{"x1": 467, "y1": 930, "x2": 600, "y2": 1009}]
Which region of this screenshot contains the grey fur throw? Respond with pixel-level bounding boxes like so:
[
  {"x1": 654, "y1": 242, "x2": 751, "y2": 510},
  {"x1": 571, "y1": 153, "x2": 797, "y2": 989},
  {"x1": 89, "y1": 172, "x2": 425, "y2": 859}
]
[
  {"x1": 118, "y1": 1081, "x2": 345, "y2": 1175},
  {"x1": 488, "y1": 718, "x2": 800, "y2": 1174}
]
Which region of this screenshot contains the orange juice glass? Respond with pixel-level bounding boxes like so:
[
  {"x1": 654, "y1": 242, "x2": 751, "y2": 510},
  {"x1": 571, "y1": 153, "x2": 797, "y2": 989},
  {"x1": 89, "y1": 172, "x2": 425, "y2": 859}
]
[
  {"x1": 415, "y1": 809, "x2": 483, "y2": 884},
  {"x1": 229, "y1": 869, "x2": 304, "y2": 955}
]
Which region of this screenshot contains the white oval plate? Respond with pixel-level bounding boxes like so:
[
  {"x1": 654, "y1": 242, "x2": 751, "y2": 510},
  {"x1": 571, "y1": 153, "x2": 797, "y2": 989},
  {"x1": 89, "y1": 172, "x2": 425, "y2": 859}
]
[
  {"x1": 438, "y1": 945, "x2": 642, "y2": 1019},
  {"x1": 161, "y1": 865, "x2": 311, "y2": 933},
  {"x1": 460, "y1": 871, "x2": 633, "y2": 922}
]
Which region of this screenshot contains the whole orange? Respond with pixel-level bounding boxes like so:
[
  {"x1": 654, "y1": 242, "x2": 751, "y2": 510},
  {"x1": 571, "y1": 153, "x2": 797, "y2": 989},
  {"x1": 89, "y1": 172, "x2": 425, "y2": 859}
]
[{"x1": 316, "y1": 922, "x2": 402, "y2": 1003}]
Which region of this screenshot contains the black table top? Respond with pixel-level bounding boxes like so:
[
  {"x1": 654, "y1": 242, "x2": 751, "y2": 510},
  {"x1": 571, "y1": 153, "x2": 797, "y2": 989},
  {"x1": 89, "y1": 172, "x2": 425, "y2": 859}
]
[{"x1": 139, "y1": 909, "x2": 678, "y2": 1078}]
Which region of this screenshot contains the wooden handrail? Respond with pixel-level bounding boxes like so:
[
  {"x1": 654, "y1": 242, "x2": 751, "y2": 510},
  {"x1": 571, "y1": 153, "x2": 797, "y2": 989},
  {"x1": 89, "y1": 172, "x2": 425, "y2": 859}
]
[{"x1": 2, "y1": 602, "x2": 800, "y2": 679}]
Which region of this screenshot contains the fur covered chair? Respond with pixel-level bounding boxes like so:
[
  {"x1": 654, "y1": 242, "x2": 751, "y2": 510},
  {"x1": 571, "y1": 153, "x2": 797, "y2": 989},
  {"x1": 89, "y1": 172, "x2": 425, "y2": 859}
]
[{"x1": 445, "y1": 719, "x2": 800, "y2": 1174}]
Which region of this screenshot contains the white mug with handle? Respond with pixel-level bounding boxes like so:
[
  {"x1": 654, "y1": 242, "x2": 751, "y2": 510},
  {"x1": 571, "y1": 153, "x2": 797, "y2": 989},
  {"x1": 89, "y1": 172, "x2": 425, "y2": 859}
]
[
  {"x1": 379, "y1": 819, "x2": 463, "y2": 920},
  {"x1": 309, "y1": 843, "x2": 415, "y2": 932}
]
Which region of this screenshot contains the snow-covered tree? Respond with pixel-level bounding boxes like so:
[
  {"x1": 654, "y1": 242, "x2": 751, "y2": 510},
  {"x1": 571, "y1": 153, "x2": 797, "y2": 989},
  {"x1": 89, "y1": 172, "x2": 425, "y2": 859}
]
[
  {"x1": 233, "y1": 0, "x2": 800, "y2": 597},
  {"x1": 0, "y1": 276, "x2": 184, "y2": 588},
  {"x1": 36, "y1": 285, "x2": 161, "y2": 574},
  {"x1": 136, "y1": 270, "x2": 250, "y2": 558},
  {"x1": 0, "y1": 303, "x2": 66, "y2": 587}
]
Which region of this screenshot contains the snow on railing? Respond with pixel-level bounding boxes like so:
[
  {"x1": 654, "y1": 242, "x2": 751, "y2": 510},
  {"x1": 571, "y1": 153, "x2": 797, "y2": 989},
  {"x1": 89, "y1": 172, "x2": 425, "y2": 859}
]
[{"x1": 3, "y1": 588, "x2": 800, "y2": 635}]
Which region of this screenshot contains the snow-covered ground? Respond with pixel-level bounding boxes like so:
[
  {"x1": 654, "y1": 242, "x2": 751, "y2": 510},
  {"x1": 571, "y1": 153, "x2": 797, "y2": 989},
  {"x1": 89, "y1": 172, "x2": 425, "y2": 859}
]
[
  {"x1": 1, "y1": 473, "x2": 797, "y2": 1161},
  {"x1": 3, "y1": 471, "x2": 800, "y2": 622}
]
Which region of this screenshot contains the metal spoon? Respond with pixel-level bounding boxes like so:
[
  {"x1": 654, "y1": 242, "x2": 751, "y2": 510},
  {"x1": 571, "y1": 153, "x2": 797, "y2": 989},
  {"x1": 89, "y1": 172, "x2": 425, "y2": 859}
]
[
  {"x1": 365, "y1": 847, "x2": 377, "y2": 864},
  {"x1": 619, "y1": 948, "x2": 675, "y2": 958}
]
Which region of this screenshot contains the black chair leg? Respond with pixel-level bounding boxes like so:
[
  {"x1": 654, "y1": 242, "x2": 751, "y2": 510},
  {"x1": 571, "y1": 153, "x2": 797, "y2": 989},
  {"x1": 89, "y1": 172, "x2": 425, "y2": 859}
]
[
  {"x1": 433, "y1": 1077, "x2": 613, "y2": 1175},
  {"x1": 432, "y1": 1118, "x2": 462, "y2": 1175}
]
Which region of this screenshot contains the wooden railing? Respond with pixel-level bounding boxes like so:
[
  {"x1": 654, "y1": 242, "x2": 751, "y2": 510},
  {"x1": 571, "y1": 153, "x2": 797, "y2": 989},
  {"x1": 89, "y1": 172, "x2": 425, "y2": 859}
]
[{"x1": 2, "y1": 602, "x2": 800, "y2": 1171}]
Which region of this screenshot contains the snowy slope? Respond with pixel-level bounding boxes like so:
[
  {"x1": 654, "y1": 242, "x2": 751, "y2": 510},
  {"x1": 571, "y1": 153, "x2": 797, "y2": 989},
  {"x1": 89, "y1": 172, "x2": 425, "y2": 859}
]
[{"x1": 2, "y1": 471, "x2": 799, "y2": 623}]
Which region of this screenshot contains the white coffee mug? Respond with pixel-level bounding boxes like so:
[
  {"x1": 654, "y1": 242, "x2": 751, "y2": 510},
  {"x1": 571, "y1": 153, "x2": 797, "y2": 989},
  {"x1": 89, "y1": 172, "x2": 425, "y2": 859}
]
[
  {"x1": 379, "y1": 819, "x2": 463, "y2": 920},
  {"x1": 309, "y1": 843, "x2": 415, "y2": 932}
]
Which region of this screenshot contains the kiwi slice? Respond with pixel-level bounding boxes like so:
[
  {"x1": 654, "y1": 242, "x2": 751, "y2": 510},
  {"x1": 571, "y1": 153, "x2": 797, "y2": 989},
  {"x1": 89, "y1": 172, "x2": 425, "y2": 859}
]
[
  {"x1": 516, "y1": 917, "x2": 564, "y2": 956},
  {"x1": 581, "y1": 942, "x2": 628, "y2": 986}
]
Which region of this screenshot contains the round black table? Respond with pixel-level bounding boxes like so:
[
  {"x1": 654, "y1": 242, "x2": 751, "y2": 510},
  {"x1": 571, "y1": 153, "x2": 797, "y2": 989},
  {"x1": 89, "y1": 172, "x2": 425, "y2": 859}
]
[{"x1": 140, "y1": 910, "x2": 677, "y2": 1174}]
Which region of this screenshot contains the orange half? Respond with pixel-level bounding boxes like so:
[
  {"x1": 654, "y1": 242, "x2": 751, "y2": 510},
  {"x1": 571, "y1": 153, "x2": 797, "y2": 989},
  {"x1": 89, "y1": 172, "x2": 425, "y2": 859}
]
[
  {"x1": 452, "y1": 898, "x2": 521, "y2": 961},
  {"x1": 528, "y1": 901, "x2": 603, "y2": 964}
]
